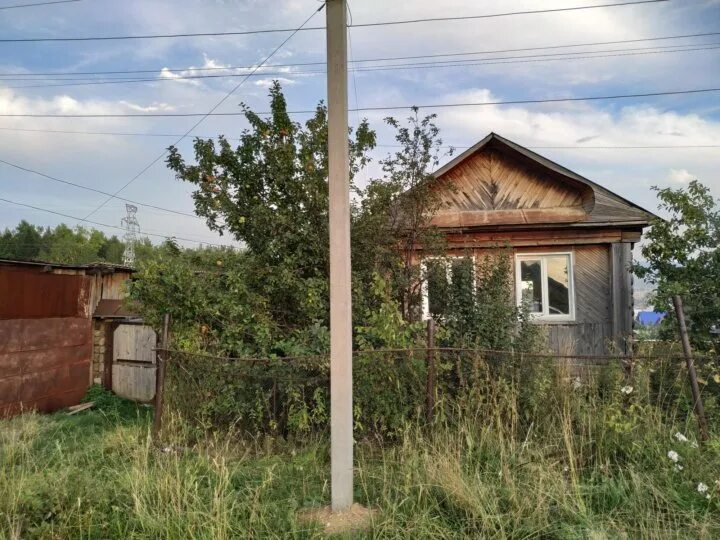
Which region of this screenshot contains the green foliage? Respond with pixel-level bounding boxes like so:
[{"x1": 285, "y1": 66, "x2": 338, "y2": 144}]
[
  {"x1": 438, "y1": 252, "x2": 543, "y2": 352},
  {"x1": 0, "y1": 220, "x2": 127, "y2": 265},
  {"x1": 135, "y1": 83, "x2": 459, "y2": 359},
  {"x1": 634, "y1": 180, "x2": 720, "y2": 349},
  {"x1": 128, "y1": 244, "x2": 286, "y2": 356},
  {"x1": 166, "y1": 81, "x2": 376, "y2": 337},
  {"x1": 353, "y1": 109, "x2": 450, "y2": 319},
  {"x1": 4, "y1": 365, "x2": 720, "y2": 539}
]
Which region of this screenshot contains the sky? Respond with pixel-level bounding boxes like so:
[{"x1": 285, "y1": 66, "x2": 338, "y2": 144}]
[{"x1": 1, "y1": 0, "x2": 719, "y2": 250}]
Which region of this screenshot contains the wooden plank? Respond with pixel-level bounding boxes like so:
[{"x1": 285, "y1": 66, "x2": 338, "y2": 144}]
[
  {"x1": 573, "y1": 245, "x2": 611, "y2": 325},
  {"x1": 67, "y1": 401, "x2": 94, "y2": 415},
  {"x1": 113, "y1": 324, "x2": 157, "y2": 364},
  {"x1": 431, "y1": 207, "x2": 586, "y2": 227},
  {"x1": 112, "y1": 362, "x2": 156, "y2": 402},
  {"x1": 435, "y1": 148, "x2": 588, "y2": 215},
  {"x1": 610, "y1": 243, "x2": 633, "y2": 354}
]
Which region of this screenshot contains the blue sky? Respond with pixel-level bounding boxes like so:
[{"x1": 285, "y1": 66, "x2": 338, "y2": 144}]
[{"x1": 1, "y1": 0, "x2": 719, "y2": 248}]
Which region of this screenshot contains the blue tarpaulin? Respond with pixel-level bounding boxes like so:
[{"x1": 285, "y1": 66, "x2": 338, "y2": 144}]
[{"x1": 636, "y1": 311, "x2": 666, "y2": 326}]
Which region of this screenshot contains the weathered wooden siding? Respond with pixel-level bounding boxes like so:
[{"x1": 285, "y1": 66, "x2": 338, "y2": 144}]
[
  {"x1": 468, "y1": 244, "x2": 613, "y2": 356},
  {"x1": 111, "y1": 323, "x2": 157, "y2": 402},
  {"x1": 610, "y1": 242, "x2": 634, "y2": 354},
  {"x1": 113, "y1": 325, "x2": 156, "y2": 364},
  {"x1": 432, "y1": 148, "x2": 594, "y2": 228}
]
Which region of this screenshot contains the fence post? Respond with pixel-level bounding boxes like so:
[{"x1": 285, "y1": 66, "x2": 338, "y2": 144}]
[
  {"x1": 426, "y1": 318, "x2": 436, "y2": 424},
  {"x1": 152, "y1": 313, "x2": 171, "y2": 442},
  {"x1": 672, "y1": 295, "x2": 709, "y2": 443}
]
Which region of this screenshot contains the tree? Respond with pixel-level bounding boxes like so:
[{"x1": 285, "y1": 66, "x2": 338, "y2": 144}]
[
  {"x1": 634, "y1": 180, "x2": 720, "y2": 348},
  {"x1": 0, "y1": 221, "x2": 127, "y2": 264},
  {"x1": 167, "y1": 81, "x2": 376, "y2": 334},
  {"x1": 353, "y1": 109, "x2": 450, "y2": 320},
  {"x1": 0, "y1": 220, "x2": 45, "y2": 260}
]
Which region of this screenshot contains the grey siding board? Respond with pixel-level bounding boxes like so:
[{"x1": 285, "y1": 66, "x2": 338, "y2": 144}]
[{"x1": 610, "y1": 242, "x2": 634, "y2": 354}]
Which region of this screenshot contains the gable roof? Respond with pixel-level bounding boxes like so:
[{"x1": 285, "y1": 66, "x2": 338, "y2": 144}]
[{"x1": 432, "y1": 132, "x2": 658, "y2": 228}]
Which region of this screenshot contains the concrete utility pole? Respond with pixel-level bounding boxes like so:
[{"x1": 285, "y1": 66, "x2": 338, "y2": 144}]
[{"x1": 326, "y1": 0, "x2": 353, "y2": 512}]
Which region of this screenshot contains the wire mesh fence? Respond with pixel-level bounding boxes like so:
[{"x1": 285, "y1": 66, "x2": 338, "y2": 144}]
[{"x1": 153, "y1": 344, "x2": 720, "y2": 441}]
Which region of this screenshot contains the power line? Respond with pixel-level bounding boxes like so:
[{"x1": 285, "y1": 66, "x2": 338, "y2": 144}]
[
  {"x1": 0, "y1": 0, "x2": 667, "y2": 43},
  {"x1": 5, "y1": 43, "x2": 719, "y2": 89},
  {"x1": 0, "y1": 196, "x2": 236, "y2": 247},
  {"x1": 0, "y1": 157, "x2": 201, "y2": 218},
  {"x1": 0, "y1": 127, "x2": 717, "y2": 149},
  {"x1": 378, "y1": 144, "x2": 720, "y2": 150},
  {"x1": 1, "y1": 87, "x2": 718, "y2": 119},
  {"x1": 0, "y1": 0, "x2": 80, "y2": 10},
  {"x1": 4, "y1": 30, "x2": 717, "y2": 77},
  {"x1": 82, "y1": 2, "x2": 326, "y2": 220}
]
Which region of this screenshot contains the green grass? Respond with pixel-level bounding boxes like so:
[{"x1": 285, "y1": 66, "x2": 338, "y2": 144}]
[{"x1": 2, "y1": 383, "x2": 720, "y2": 539}]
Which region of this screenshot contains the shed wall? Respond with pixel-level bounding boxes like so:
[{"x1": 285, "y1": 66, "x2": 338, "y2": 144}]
[{"x1": 0, "y1": 268, "x2": 92, "y2": 417}]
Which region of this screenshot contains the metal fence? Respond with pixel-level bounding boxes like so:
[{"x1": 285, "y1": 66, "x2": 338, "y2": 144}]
[{"x1": 150, "y1": 340, "x2": 719, "y2": 442}]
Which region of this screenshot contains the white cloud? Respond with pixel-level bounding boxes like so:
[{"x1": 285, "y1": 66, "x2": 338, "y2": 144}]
[
  {"x1": 667, "y1": 168, "x2": 695, "y2": 184},
  {"x1": 254, "y1": 77, "x2": 296, "y2": 88},
  {"x1": 118, "y1": 100, "x2": 175, "y2": 112}
]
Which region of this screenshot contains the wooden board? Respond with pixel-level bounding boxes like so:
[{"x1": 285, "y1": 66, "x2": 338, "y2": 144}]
[
  {"x1": 112, "y1": 362, "x2": 156, "y2": 402},
  {"x1": 113, "y1": 324, "x2": 156, "y2": 364},
  {"x1": 610, "y1": 242, "x2": 634, "y2": 354},
  {"x1": 436, "y1": 148, "x2": 587, "y2": 211}
]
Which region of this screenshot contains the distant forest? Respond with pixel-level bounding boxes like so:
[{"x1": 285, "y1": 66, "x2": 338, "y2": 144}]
[{"x1": 0, "y1": 220, "x2": 153, "y2": 265}]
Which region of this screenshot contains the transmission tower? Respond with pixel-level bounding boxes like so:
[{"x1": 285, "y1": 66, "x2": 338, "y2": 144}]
[{"x1": 121, "y1": 204, "x2": 140, "y2": 266}]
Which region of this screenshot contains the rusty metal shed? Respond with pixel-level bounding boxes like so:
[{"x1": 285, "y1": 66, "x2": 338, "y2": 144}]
[{"x1": 0, "y1": 258, "x2": 134, "y2": 417}]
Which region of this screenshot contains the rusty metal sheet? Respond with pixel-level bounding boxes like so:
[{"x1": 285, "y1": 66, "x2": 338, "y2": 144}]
[
  {"x1": 0, "y1": 317, "x2": 91, "y2": 417},
  {"x1": 0, "y1": 318, "x2": 90, "y2": 354},
  {"x1": 1, "y1": 387, "x2": 88, "y2": 417},
  {"x1": 0, "y1": 269, "x2": 91, "y2": 320},
  {"x1": 0, "y1": 342, "x2": 91, "y2": 382}
]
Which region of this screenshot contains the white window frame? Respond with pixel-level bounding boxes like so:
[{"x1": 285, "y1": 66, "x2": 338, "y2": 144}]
[
  {"x1": 421, "y1": 255, "x2": 476, "y2": 320},
  {"x1": 515, "y1": 252, "x2": 576, "y2": 323}
]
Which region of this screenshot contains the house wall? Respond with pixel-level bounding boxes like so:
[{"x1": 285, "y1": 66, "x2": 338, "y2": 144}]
[
  {"x1": 473, "y1": 244, "x2": 613, "y2": 356},
  {"x1": 420, "y1": 237, "x2": 633, "y2": 357},
  {"x1": 0, "y1": 266, "x2": 92, "y2": 417}
]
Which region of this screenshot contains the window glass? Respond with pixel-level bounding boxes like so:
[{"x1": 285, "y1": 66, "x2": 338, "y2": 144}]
[
  {"x1": 520, "y1": 259, "x2": 543, "y2": 313},
  {"x1": 546, "y1": 255, "x2": 570, "y2": 315}
]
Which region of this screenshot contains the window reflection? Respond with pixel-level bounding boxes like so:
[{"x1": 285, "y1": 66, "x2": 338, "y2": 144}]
[
  {"x1": 546, "y1": 256, "x2": 570, "y2": 315},
  {"x1": 520, "y1": 260, "x2": 543, "y2": 313}
]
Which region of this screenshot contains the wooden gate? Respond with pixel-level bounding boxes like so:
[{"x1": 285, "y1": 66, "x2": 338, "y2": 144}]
[{"x1": 111, "y1": 324, "x2": 157, "y2": 402}]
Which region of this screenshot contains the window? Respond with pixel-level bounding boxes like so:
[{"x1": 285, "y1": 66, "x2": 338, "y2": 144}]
[
  {"x1": 421, "y1": 256, "x2": 475, "y2": 320},
  {"x1": 515, "y1": 253, "x2": 575, "y2": 321}
]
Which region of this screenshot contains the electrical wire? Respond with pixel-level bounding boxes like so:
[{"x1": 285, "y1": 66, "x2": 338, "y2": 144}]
[
  {"x1": 0, "y1": 127, "x2": 717, "y2": 149},
  {"x1": 4, "y1": 43, "x2": 719, "y2": 90},
  {"x1": 0, "y1": 196, "x2": 236, "y2": 247},
  {"x1": 81, "y1": 2, "x2": 326, "y2": 221},
  {"x1": 0, "y1": 157, "x2": 201, "y2": 219},
  {"x1": 1, "y1": 87, "x2": 718, "y2": 118},
  {"x1": 0, "y1": 0, "x2": 667, "y2": 43},
  {"x1": 0, "y1": 0, "x2": 80, "y2": 10},
  {"x1": 3, "y1": 30, "x2": 717, "y2": 77}
]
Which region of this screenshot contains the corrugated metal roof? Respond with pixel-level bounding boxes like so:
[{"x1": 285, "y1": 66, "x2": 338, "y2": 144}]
[
  {"x1": 93, "y1": 299, "x2": 141, "y2": 319},
  {"x1": 0, "y1": 258, "x2": 135, "y2": 273}
]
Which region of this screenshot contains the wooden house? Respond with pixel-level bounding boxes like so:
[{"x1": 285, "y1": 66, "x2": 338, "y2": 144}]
[{"x1": 421, "y1": 133, "x2": 656, "y2": 356}]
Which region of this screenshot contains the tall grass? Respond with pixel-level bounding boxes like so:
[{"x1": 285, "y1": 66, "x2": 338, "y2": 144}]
[{"x1": 2, "y1": 366, "x2": 719, "y2": 539}]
